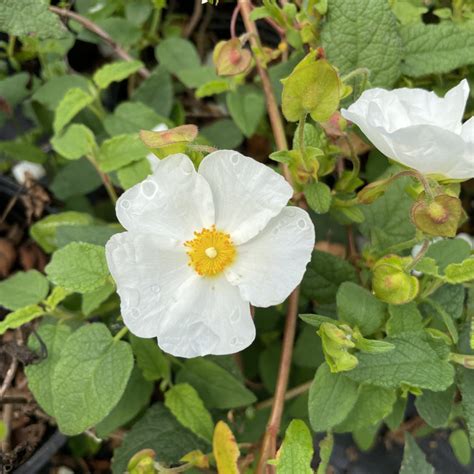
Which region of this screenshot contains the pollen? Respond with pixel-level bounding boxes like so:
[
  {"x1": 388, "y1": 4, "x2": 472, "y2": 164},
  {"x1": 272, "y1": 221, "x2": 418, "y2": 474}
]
[{"x1": 185, "y1": 226, "x2": 236, "y2": 277}]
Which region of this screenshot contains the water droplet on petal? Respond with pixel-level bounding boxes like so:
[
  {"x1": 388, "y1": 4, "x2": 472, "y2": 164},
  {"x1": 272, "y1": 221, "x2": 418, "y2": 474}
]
[
  {"x1": 127, "y1": 308, "x2": 140, "y2": 320},
  {"x1": 229, "y1": 308, "x2": 241, "y2": 324},
  {"x1": 298, "y1": 218, "x2": 307, "y2": 229},
  {"x1": 230, "y1": 336, "x2": 241, "y2": 346},
  {"x1": 120, "y1": 199, "x2": 131, "y2": 209},
  {"x1": 180, "y1": 159, "x2": 194, "y2": 175},
  {"x1": 141, "y1": 180, "x2": 158, "y2": 199},
  {"x1": 231, "y1": 153, "x2": 240, "y2": 165}
]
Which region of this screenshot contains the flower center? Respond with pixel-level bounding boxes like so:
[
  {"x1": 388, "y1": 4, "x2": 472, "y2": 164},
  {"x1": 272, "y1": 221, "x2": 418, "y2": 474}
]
[{"x1": 185, "y1": 226, "x2": 236, "y2": 277}]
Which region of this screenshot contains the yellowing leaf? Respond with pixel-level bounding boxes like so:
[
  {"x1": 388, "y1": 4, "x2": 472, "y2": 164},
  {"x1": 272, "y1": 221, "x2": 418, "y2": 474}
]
[{"x1": 212, "y1": 421, "x2": 240, "y2": 474}]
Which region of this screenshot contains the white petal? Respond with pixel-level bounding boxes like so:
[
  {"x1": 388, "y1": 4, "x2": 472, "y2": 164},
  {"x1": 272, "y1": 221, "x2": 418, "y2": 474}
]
[
  {"x1": 225, "y1": 207, "x2": 315, "y2": 307},
  {"x1": 198, "y1": 150, "x2": 293, "y2": 244},
  {"x1": 157, "y1": 276, "x2": 255, "y2": 358},
  {"x1": 387, "y1": 125, "x2": 472, "y2": 179},
  {"x1": 105, "y1": 232, "x2": 195, "y2": 338},
  {"x1": 116, "y1": 154, "x2": 215, "y2": 242},
  {"x1": 462, "y1": 117, "x2": 474, "y2": 146}
]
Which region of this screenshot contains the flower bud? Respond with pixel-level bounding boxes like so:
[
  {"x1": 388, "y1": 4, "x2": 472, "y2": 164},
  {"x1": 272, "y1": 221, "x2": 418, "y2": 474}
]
[
  {"x1": 127, "y1": 449, "x2": 156, "y2": 474},
  {"x1": 318, "y1": 322, "x2": 358, "y2": 372},
  {"x1": 372, "y1": 255, "x2": 419, "y2": 305},
  {"x1": 140, "y1": 125, "x2": 198, "y2": 159},
  {"x1": 357, "y1": 177, "x2": 392, "y2": 204},
  {"x1": 213, "y1": 39, "x2": 252, "y2": 76},
  {"x1": 411, "y1": 193, "x2": 463, "y2": 238}
]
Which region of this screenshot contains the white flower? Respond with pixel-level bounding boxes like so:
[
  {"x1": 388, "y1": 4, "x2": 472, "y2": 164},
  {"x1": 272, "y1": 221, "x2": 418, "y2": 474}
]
[
  {"x1": 146, "y1": 123, "x2": 169, "y2": 172},
  {"x1": 341, "y1": 80, "x2": 474, "y2": 180},
  {"x1": 12, "y1": 161, "x2": 45, "y2": 184},
  {"x1": 106, "y1": 151, "x2": 315, "y2": 358}
]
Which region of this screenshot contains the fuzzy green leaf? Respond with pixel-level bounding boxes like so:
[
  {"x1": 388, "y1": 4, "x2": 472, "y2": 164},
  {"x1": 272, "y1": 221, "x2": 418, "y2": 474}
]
[
  {"x1": 93, "y1": 60, "x2": 144, "y2": 89},
  {"x1": 97, "y1": 134, "x2": 148, "y2": 172},
  {"x1": 400, "y1": 23, "x2": 474, "y2": 77},
  {"x1": 308, "y1": 363, "x2": 359, "y2": 432},
  {"x1": 0, "y1": 305, "x2": 45, "y2": 336},
  {"x1": 226, "y1": 87, "x2": 265, "y2": 138},
  {"x1": 164, "y1": 383, "x2": 214, "y2": 443},
  {"x1": 45, "y1": 242, "x2": 109, "y2": 293},
  {"x1": 0, "y1": 270, "x2": 49, "y2": 311},
  {"x1": 400, "y1": 433, "x2": 434, "y2": 474},
  {"x1": 321, "y1": 0, "x2": 402, "y2": 87},
  {"x1": 53, "y1": 87, "x2": 94, "y2": 134},
  {"x1": 130, "y1": 335, "x2": 170, "y2": 382},
  {"x1": 176, "y1": 358, "x2": 256, "y2": 409},
  {"x1": 51, "y1": 124, "x2": 96, "y2": 160},
  {"x1": 276, "y1": 419, "x2": 313, "y2": 474},
  {"x1": 51, "y1": 323, "x2": 133, "y2": 435}
]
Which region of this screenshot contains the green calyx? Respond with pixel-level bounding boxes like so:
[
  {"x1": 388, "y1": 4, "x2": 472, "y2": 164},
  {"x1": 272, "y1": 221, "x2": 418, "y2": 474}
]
[{"x1": 372, "y1": 255, "x2": 419, "y2": 305}]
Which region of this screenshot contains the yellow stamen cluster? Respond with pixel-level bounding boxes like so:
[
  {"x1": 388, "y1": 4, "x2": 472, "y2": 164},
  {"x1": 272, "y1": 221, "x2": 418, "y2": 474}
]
[{"x1": 185, "y1": 226, "x2": 236, "y2": 277}]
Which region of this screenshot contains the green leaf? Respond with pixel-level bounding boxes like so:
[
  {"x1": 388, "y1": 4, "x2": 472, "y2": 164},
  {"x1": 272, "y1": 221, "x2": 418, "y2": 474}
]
[
  {"x1": 386, "y1": 303, "x2": 424, "y2": 336},
  {"x1": 426, "y1": 239, "x2": 471, "y2": 270},
  {"x1": 94, "y1": 17, "x2": 141, "y2": 48},
  {"x1": 346, "y1": 333, "x2": 455, "y2": 391},
  {"x1": 449, "y1": 429, "x2": 472, "y2": 466},
  {"x1": 0, "y1": 270, "x2": 49, "y2": 310},
  {"x1": 0, "y1": 305, "x2": 45, "y2": 336},
  {"x1": 415, "y1": 384, "x2": 455, "y2": 428},
  {"x1": 302, "y1": 250, "x2": 358, "y2": 304},
  {"x1": 299, "y1": 313, "x2": 336, "y2": 329},
  {"x1": 276, "y1": 419, "x2": 313, "y2": 474},
  {"x1": 53, "y1": 87, "x2": 94, "y2": 134},
  {"x1": 304, "y1": 181, "x2": 332, "y2": 214},
  {"x1": 155, "y1": 37, "x2": 201, "y2": 76},
  {"x1": 0, "y1": 141, "x2": 47, "y2": 164},
  {"x1": 130, "y1": 334, "x2": 170, "y2": 382},
  {"x1": 95, "y1": 366, "x2": 153, "y2": 438},
  {"x1": 226, "y1": 87, "x2": 265, "y2": 138},
  {"x1": 400, "y1": 433, "x2": 435, "y2": 474},
  {"x1": 321, "y1": 0, "x2": 402, "y2": 87},
  {"x1": 50, "y1": 158, "x2": 102, "y2": 200},
  {"x1": 385, "y1": 396, "x2": 407, "y2": 430},
  {"x1": 293, "y1": 325, "x2": 325, "y2": 368},
  {"x1": 104, "y1": 101, "x2": 166, "y2": 136},
  {"x1": 178, "y1": 66, "x2": 218, "y2": 89},
  {"x1": 31, "y1": 211, "x2": 94, "y2": 253},
  {"x1": 400, "y1": 23, "x2": 474, "y2": 77},
  {"x1": 45, "y1": 242, "x2": 109, "y2": 293},
  {"x1": 458, "y1": 367, "x2": 474, "y2": 445},
  {"x1": 97, "y1": 134, "x2": 148, "y2": 172},
  {"x1": 131, "y1": 67, "x2": 173, "y2": 117},
  {"x1": 0, "y1": 0, "x2": 66, "y2": 39},
  {"x1": 56, "y1": 225, "x2": 118, "y2": 248},
  {"x1": 444, "y1": 258, "x2": 474, "y2": 284},
  {"x1": 176, "y1": 358, "x2": 256, "y2": 409},
  {"x1": 360, "y1": 176, "x2": 416, "y2": 250},
  {"x1": 335, "y1": 385, "x2": 396, "y2": 432},
  {"x1": 25, "y1": 322, "x2": 73, "y2": 415},
  {"x1": 32, "y1": 75, "x2": 91, "y2": 110},
  {"x1": 82, "y1": 282, "x2": 115, "y2": 316},
  {"x1": 51, "y1": 323, "x2": 133, "y2": 435},
  {"x1": 164, "y1": 383, "x2": 214, "y2": 443},
  {"x1": 425, "y1": 284, "x2": 465, "y2": 321},
  {"x1": 0, "y1": 73, "x2": 29, "y2": 118},
  {"x1": 200, "y1": 119, "x2": 244, "y2": 150},
  {"x1": 308, "y1": 363, "x2": 359, "y2": 432},
  {"x1": 195, "y1": 79, "x2": 231, "y2": 98},
  {"x1": 51, "y1": 124, "x2": 96, "y2": 160},
  {"x1": 111, "y1": 403, "x2": 208, "y2": 474},
  {"x1": 117, "y1": 158, "x2": 152, "y2": 189},
  {"x1": 336, "y1": 282, "x2": 387, "y2": 335},
  {"x1": 93, "y1": 60, "x2": 144, "y2": 89}
]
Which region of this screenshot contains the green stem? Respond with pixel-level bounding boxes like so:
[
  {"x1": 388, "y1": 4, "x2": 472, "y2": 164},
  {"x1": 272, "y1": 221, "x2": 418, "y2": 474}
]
[
  {"x1": 341, "y1": 67, "x2": 370, "y2": 85},
  {"x1": 381, "y1": 237, "x2": 421, "y2": 257},
  {"x1": 86, "y1": 155, "x2": 118, "y2": 204},
  {"x1": 298, "y1": 113, "x2": 307, "y2": 156},
  {"x1": 449, "y1": 353, "x2": 474, "y2": 369},
  {"x1": 148, "y1": 6, "x2": 162, "y2": 40},
  {"x1": 113, "y1": 326, "x2": 129, "y2": 342},
  {"x1": 405, "y1": 239, "x2": 429, "y2": 272}
]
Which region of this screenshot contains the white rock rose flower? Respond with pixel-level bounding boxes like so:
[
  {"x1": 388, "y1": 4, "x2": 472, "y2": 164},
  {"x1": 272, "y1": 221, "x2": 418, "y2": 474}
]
[
  {"x1": 341, "y1": 80, "x2": 474, "y2": 180},
  {"x1": 106, "y1": 151, "x2": 315, "y2": 358}
]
